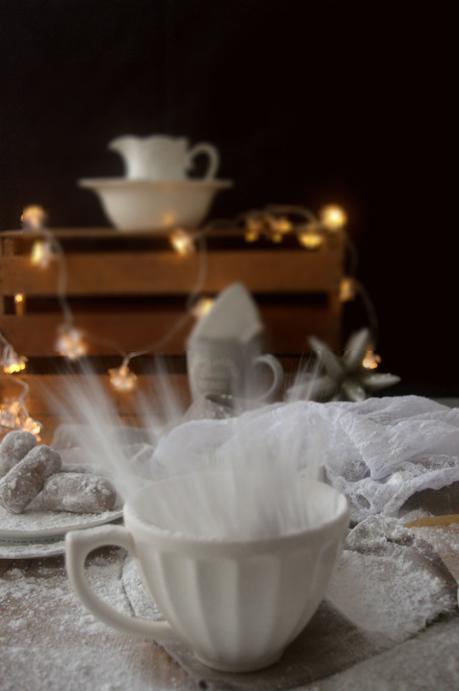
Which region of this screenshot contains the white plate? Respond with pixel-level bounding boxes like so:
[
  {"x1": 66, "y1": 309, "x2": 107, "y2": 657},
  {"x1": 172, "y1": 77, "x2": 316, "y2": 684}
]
[
  {"x1": 0, "y1": 537, "x2": 66, "y2": 560},
  {"x1": 0, "y1": 504, "x2": 123, "y2": 541}
]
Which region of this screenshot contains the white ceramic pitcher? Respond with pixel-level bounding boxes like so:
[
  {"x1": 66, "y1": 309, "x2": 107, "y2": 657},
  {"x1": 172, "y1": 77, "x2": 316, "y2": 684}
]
[{"x1": 109, "y1": 135, "x2": 220, "y2": 181}]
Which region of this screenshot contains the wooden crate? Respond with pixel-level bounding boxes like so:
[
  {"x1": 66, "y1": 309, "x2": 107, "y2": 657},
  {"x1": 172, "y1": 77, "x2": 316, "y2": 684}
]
[{"x1": 0, "y1": 227, "x2": 344, "y2": 358}]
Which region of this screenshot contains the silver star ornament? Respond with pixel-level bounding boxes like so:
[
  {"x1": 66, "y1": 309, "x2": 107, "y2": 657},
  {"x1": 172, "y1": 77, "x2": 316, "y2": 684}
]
[{"x1": 289, "y1": 328, "x2": 400, "y2": 402}]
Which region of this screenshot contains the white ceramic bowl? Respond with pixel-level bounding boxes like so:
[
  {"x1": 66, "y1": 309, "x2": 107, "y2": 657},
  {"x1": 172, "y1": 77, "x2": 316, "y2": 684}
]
[
  {"x1": 66, "y1": 476, "x2": 349, "y2": 673},
  {"x1": 79, "y1": 178, "x2": 233, "y2": 232}
]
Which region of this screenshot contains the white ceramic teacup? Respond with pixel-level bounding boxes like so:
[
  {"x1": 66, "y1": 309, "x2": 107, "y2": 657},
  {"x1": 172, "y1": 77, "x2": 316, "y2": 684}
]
[
  {"x1": 187, "y1": 340, "x2": 284, "y2": 403},
  {"x1": 109, "y1": 135, "x2": 220, "y2": 181},
  {"x1": 186, "y1": 283, "x2": 283, "y2": 404},
  {"x1": 66, "y1": 476, "x2": 349, "y2": 673}
]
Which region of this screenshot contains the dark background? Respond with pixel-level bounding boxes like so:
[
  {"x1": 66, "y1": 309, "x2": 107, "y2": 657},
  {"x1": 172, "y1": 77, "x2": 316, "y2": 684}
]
[{"x1": 0, "y1": 1, "x2": 453, "y2": 393}]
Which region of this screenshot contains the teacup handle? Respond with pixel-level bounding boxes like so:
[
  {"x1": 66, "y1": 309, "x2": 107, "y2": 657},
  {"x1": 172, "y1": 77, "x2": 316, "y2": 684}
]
[
  {"x1": 66, "y1": 525, "x2": 175, "y2": 641},
  {"x1": 187, "y1": 142, "x2": 220, "y2": 180},
  {"x1": 251, "y1": 354, "x2": 284, "y2": 402}
]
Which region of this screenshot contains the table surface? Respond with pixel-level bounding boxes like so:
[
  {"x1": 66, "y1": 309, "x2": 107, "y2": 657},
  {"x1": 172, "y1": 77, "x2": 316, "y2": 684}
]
[
  {"x1": 0, "y1": 551, "x2": 197, "y2": 691},
  {"x1": 2, "y1": 551, "x2": 459, "y2": 691},
  {"x1": 1, "y1": 376, "x2": 458, "y2": 691}
]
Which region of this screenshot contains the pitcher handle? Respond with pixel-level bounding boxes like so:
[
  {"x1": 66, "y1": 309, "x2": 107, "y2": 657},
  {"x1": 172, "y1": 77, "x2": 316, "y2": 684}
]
[
  {"x1": 187, "y1": 142, "x2": 220, "y2": 180},
  {"x1": 66, "y1": 525, "x2": 175, "y2": 640},
  {"x1": 251, "y1": 354, "x2": 284, "y2": 402}
]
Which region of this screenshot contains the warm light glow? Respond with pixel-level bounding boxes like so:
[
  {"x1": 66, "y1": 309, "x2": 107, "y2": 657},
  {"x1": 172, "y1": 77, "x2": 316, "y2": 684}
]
[
  {"x1": 0, "y1": 400, "x2": 42, "y2": 440},
  {"x1": 108, "y1": 363, "x2": 138, "y2": 392},
  {"x1": 339, "y1": 277, "x2": 356, "y2": 302},
  {"x1": 245, "y1": 229, "x2": 259, "y2": 242},
  {"x1": 270, "y1": 231, "x2": 283, "y2": 243},
  {"x1": 319, "y1": 204, "x2": 347, "y2": 231},
  {"x1": 272, "y1": 217, "x2": 292, "y2": 235},
  {"x1": 55, "y1": 327, "x2": 88, "y2": 360},
  {"x1": 0, "y1": 400, "x2": 22, "y2": 429},
  {"x1": 2, "y1": 357, "x2": 27, "y2": 375},
  {"x1": 1, "y1": 345, "x2": 27, "y2": 374},
  {"x1": 298, "y1": 227, "x2": 324, "y2": 249},
  {"x1": 14, "y1": 293, "x2": 25, "y2": 316},
  {"x1": 244, "y1": 217, "x2": 263, "y2": 243},
  {"x1": 31, "y1": 240, "x2": 53, "y2": 268},
  {"x1": 162, "y1": 212, "x2": 177, "y2": 227},
  {"x1": 191, "y1": 297, "x2": 215, "y2": 319},
  {"x1": 21, "y1": 205, "x2": 47, "y2": 231},
  {"x1": 362, "y1": 347, "x2": 381, "y2": 370},
  {"x1": 20, "y1": 415, "x2": 43, "y2": 440},
  {"x1": 170, "y1": 229, "x2": 195, "y2": 256}
]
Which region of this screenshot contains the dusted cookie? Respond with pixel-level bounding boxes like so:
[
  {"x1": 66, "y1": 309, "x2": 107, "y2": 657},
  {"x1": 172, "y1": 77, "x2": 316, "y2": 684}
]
[
  {"x1": 0, "y1": 445, "x2": 61, "y2": 513},
  {"x1": 0, "y1": 430, "x2": 36, "y2": 478},
  {"x1": 31, "y1": 472, "x2": 116, "y2": 513}
]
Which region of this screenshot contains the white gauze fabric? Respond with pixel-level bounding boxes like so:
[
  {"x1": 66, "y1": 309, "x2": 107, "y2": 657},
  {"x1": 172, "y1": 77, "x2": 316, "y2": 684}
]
[
  {"x1": 152, "y1": 396, "x2": 459, "y2": 522},
  {"x1": 53, "y1": 396, "x2": 459, "y2": 523}
]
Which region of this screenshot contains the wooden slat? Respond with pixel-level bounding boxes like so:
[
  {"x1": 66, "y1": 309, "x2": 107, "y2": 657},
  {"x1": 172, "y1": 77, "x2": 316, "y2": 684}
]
[
  {"x1": 2, "y1": 373, "x2": 191, "y2": 414},
  {"x1": 260, "y1": 304, "x2": 341, "y2": 352},
  {"x1": 0, "y1": 312, "x2": 190, "y2": 356},
  {"x1": 1, "y1": 228, "x2": 160, "y2": 239},
  {"x1": 2, "y1": 226, "x2": 340, "y2": 240},
  {"x1": 0, "y1": 248, "x2": 342, "y2": 296},
  {"x1": 1, "y1": 227, "x2": 247, "y2": 239},
  {"x1": 0, "y1": 304, "x2": 339, "y2": 356}
]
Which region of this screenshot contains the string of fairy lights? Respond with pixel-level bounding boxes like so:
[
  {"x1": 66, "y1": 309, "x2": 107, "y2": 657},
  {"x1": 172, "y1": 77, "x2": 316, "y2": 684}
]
[{"x1": 0, "y1": 202, "x2": 380, "y2": 438}]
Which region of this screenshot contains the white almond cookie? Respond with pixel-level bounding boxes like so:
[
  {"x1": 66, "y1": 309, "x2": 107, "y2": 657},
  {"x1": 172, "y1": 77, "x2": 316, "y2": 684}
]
[
  {"x1": 0, "y1": 445, "x2": 61, "y2": 513},
  {"x1": 31, "y1": 472, "x2": 117, "y2": 513},
  {"x1": 0, "y1": 430, "x2": 36, "y2": 478}
]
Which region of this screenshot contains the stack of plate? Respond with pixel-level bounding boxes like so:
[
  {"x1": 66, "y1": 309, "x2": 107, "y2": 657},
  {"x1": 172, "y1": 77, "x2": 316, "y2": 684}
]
[{"x1": 0, "y1": 504, "x2": 123, "y2": 559}]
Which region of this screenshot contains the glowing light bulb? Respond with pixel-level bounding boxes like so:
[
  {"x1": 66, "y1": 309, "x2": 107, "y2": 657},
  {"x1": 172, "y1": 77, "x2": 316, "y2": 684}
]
[
  {"x1": 108, "y1": 363, "x2": 138, "y2": 392},
  {"x1": 31, "y1": 240, "x2": 53, "y2": 268},
  {"x1": 1, "y1": 345, "x2": 28, "y2": 374},
  {"x1": 170, "y1": 229, "x2": 195, "y2": 256},
  {"x1": 267, "y1": 222, "x2": 282, "y2": 242},
  {"x1": 21, "y1": 205, "x2": 47, "y2": 231},
  {"x1": 191, "y1": 297, "x2": 215, "y2": 319},
  {"x1": 270, "y1": 231, "x2": 283, "y2": 243},
  {"x1": 14, "y1": 293, "x2": 25, "y2": 316},
  {"x1": 339, "y1": 277, "x2": 356, "y2": 302},
  {"x1": 0, "y1": 400, "x2": 22, "y2": 429},
  {"x1": 0, "y1": 399, "x2": 42, "y2": 440},
  {"x1": 245, "y1": 229, "x2": 259, "y2": 242},
  {"x1": 20, "y1": 415, "x2": 42, "y2": 440},
  {"x1": 55, "y1": 327, "x2": 88, "y2": 360},
  {"x1": 319, "y1": 204, "x2": 347, "y2": 231},
  {"x1": 272, "y1": 217, "x2": 292, "y2": 235},
  {"x1": 362, "y1": 347, "x2": 381, "y2": 370},
  {"x1": 244, "y1": 217, "x2": 263, "y2": 243},
  {"x1": 298, "y1": 225, "x2": 324, "y2": 249}
]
